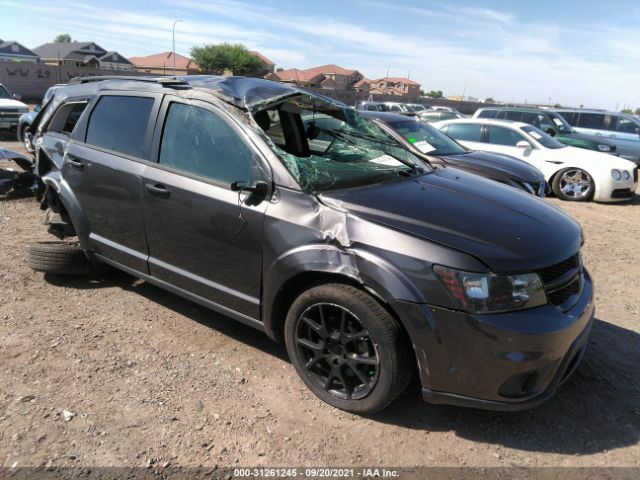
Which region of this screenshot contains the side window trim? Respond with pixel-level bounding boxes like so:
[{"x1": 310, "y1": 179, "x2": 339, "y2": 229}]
[{"x1": 79, "y1": 91, "x2": 163, "y2": 162}]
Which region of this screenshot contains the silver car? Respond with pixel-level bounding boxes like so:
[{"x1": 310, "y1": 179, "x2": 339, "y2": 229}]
[{"x1": 553, "y1": 109, "x2": 640, "y2": 164}]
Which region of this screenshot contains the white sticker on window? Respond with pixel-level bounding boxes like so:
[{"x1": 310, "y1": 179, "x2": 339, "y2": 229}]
[
  {"x1": 414, "y1": 140, "x2": 436, "y2": 153},
  {"x1": 529, "y1": 131, "x2": 543, "y2": 140},
  {"x1": 370, "y1": 155, "x2": 404, "y2": 166},
  {"x1": 552, "y1": 118, "x2": 563, "y2": 126}
]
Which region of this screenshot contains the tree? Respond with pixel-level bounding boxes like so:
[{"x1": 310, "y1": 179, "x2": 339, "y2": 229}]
[
  {"x1": 423, "y1": 90, "x2": 443, "y2": 98},
  {"x1": 621, "y1": 108, "x2": 633, "y2": 114},
  {"x1": 635, "y1": 108, "x2": 640, "y2": 116},
  {"x1": 54, "y1": 34, "x2": 72, "y2": 43},
  {"x1": 190, "y1": 43, "x2": 262, "y2": 76},
  {"x1": 484, "y1": 97, "x2": 495, "y2": 103}
]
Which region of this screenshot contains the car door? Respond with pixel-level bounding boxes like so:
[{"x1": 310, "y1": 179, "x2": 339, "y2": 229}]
[
  {"x1": 61, "y1": 93, "x2": 160, "y2": 273},
  {"x1": 573, "y1": 112, "x2": 607, "y2": 137},
  {"x1": 606, "y1": 114, "x2": 640, "y2": 159},
  {"x1": 142, "y1": 97, "x2": 270, "y2": 319}
]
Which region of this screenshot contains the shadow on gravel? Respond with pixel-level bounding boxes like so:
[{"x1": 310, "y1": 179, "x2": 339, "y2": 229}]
[
  {"x1": 44, "y1": 270, "x2": 639, "y2": 455},
  {"x1": 44, "y1": 269, "x2": 289, "y2": 360},
  {"x1": 374, "y1": 318, "x2": 640, "y2": 455}
]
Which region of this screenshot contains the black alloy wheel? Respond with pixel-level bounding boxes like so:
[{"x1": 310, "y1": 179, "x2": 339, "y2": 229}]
[
  {"x1": 295, "y1": 302, "x2": 379, "y2": 400},
  {"x1": 285, "y1": 284, "x2": 413, "y2": 414}
]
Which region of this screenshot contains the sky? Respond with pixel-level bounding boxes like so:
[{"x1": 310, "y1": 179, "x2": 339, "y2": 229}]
[{"x1": 1, "y1": 0, "x2": 639, "y2": 110}]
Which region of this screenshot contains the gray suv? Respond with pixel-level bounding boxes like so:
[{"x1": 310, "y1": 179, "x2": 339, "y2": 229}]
[
  {"x1": 30, "y1": 76, "x2": 593, "y2": 413},
  {"x1": 553, "y1": 109, "x2": 640, "y2": 164}
]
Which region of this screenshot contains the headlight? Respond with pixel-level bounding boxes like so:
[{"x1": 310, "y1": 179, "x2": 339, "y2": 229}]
[
  {"x1": 622, "y1": 170, "x2": 631, "y2": 181},
  {"x1": 611, "y1": 169, "x2": 622, "y2": 181},
  {"x1": 598, "y1": 144, "x2": 611, "y2": 152},
  {"x1": 433, "y1": 265, "x2": 547, "y2": 314}
]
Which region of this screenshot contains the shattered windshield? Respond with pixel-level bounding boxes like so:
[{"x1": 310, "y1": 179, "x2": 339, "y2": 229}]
[{"x1": 252, "y1": 95, "x2": 430, "y2": 192}]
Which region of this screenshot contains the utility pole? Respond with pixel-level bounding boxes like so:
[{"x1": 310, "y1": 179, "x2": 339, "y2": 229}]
[
  {"x1": 172, "y1": 20, "x2": 183, "y2": 76},
  {"x1": 386, "y1": 62, "x2": 396, "y2": 78}
]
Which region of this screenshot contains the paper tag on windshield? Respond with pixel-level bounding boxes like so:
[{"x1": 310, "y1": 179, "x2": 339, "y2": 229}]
[
  {"x1": 529, "y1": 131, "x2": 543, "y2": 140},
  {"x1": 413, "y1": 140, "x2": 436, "y2": 154},
  {"x1": 370, "y1": 155, "x2": 404, "y2": 166}
]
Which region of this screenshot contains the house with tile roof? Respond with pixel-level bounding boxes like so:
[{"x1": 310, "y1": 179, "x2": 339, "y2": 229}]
[
  {"x1": 0, "y1": 40, "x2": 40, "y2": 63},
  {"x1": 368, "y1": 77, "x2": 421, "y2": 99},
  {"x1": 129, "y1": 52, "x2": 201, "y2": 75},
  {"x1": 33, "y1": 41, "x2": 135, "y2": 71},
  {"x1": 270, "y1": 64, "x2": 364, "y2": 90},
  {"x1": 250, "y1": 51, "x2": 276, "y2": 75}
]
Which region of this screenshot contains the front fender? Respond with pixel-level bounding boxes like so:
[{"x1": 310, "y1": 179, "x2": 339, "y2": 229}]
[{"x1": 261, "y1": 243, "x2": 427, "y2": 336}]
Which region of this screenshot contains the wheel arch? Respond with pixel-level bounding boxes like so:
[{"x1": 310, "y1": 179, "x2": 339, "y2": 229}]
[
  {"x1": 262, "y1": 246, "x2": 425, "y2": 342},
  {"x1": 40, "y1": 171, "x2": 93, "y2": 251}
]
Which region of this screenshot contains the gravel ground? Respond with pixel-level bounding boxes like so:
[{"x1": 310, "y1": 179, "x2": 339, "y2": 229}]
[{"x1": 0, "y1": 135, "x2": 639, "y2": 470}]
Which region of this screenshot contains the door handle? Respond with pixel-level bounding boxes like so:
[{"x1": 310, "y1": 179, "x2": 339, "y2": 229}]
[
  {"x1": 145, "y1": 183, "x2": 171, "y2": 199},
  {"x1": 66, "y1": 156, "x2": 84, "y2": 169}
]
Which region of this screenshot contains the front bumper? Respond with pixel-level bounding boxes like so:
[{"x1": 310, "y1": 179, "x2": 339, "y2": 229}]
[{"x1": 390, "y1": 270, "x2": 594, "y2": 411}]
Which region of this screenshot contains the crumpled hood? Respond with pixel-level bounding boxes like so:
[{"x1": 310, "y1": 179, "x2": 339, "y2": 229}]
[
  {"x1": 0, "y1": 98, "x2": 28, "y2": 109},
  {"x1": 441, "y1": 150, "x2": 544, "y2": 184},
  {"x1": 319, "y1": 168, "x2": 581, "y2": 272}
]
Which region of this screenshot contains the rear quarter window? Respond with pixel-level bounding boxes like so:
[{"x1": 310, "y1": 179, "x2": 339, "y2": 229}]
[{"x1": 86, "y1": 95, "x2": 154, "y2": 158}]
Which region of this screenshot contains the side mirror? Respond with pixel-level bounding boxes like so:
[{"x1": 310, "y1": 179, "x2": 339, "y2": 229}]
[
  {"x1": 231, "y1": 180, "x2": 270, "y2": 205},
  {"x1": 545, "y1": 127, "x2": 557, "y2": 137},
  {"x1": 516, "y1": 140, "x2": 531, "y2": 149},
  {"x1": 13, "y1": 93, "x2": 22, "y2": 100}
]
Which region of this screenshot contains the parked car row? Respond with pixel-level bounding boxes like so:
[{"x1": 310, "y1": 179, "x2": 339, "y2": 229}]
[
  {"x1": 434, "y1": 118, "x2": 638, "y2": 202},
  {"x1": 354, "y1": 100, "x2": 465, "y2": 121},
  {"x1": 22, "y1": 75, "x2": 595, "y2": 414}
]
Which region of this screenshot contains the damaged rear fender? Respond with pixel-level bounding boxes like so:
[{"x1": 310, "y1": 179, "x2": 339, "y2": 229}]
[{"x1": 41, "y1": 171, "x2": 92, "y2": 250}]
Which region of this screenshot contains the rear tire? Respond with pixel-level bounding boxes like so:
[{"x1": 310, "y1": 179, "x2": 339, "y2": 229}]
[
  {"x1": 28, "y1": 241, "x2": 108, "y2": 275},
  {"x1": 284, "y1": 283, "x2": 413, "y2": 414}
]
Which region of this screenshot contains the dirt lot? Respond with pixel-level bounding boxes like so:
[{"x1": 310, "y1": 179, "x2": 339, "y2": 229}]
[{"x1": 1, "y1": 135, "x2": 639, "y2": 471}]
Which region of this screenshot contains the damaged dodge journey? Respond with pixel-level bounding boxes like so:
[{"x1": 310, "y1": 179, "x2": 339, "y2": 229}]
[{"x1": 30, "y1": 75, "x2": 594, "y2": 413}]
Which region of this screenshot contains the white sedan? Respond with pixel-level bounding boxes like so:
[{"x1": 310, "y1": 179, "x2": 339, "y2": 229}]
[{"x1": 433, "y1": 118, "x2": 638, "y2": 202}]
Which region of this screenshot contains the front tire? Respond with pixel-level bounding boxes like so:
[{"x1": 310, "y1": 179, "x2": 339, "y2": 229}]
[
  {"x1": 284, "y1": 284, "x2": 413, "y2": 414},
  {"x1": 552, "y1": 168, "x2": 594, "y2": 201}
]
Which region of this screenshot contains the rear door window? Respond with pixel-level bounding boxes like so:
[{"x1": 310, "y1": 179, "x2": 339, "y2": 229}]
[
  {"x1": 86, "y1": 95, "x2": 154, "y2": 158},
  {"x1": 445, "y1": 123, "x2": 483, "y2": 142},
  {"x1": 505, "y1": 111, "x2": 522, "y2": 121},
  {"x1": 576, "y1": 113, "x2": 605, "y2": 130}
]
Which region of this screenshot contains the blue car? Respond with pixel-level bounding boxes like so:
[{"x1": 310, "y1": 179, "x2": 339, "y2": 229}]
[{"x1": 16, "y1": 84, "x2": 66, "y2": 153}]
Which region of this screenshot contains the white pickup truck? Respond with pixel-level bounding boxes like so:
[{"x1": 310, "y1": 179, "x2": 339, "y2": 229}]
[{"x1": 0, "y1": 83, "x2": 29, "y2": 131}]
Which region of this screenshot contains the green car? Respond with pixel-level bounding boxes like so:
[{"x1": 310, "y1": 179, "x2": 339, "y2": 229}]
[{"x1": 473, "y1": 107, "x2": 618, "y2": 155}]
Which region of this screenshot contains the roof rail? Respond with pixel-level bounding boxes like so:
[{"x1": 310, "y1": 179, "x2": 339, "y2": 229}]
[{"x1": 68, "y1": 75, "x2": 189, "y2": 87}]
